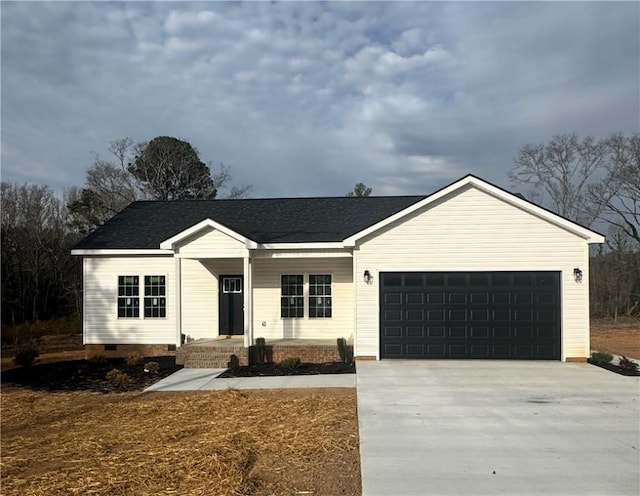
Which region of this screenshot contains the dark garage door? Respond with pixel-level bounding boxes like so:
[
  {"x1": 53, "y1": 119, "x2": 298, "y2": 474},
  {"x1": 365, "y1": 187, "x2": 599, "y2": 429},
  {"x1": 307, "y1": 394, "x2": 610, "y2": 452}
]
[{"x1": 380, "y1": 271, "x2": 561, "y2": 359}]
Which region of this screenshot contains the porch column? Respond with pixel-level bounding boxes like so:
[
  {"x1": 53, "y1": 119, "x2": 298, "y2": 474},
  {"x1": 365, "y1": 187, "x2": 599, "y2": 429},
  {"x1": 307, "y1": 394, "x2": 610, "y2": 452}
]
[
  {"x1": 243, "y1": 253, "x2": 253, "y2": 348},
  {"x1": 175, "y1": 256, "x2": 182, "y2": 347}
]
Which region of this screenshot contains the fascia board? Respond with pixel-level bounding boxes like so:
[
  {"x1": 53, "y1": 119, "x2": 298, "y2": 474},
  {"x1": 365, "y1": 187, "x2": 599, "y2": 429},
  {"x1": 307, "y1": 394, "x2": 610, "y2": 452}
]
[
  {"x1": 342, "y1": 176, "x2": 476, "y2": 246},
  {"x1": 258, "y1": 242, "x2": 345, "y2": 250},
  {"x1": 343, "y1": 176, "x2": 605, "y2": 246},
  {"x1": 472, "y1": 180, "x2": 605, "y2": 243},
  {"x1": 159, "y1": 218, "x2": 258, "y2": 250},
  {"x1": 71, "y1": 249, "x2": 174, "y2": 256}
]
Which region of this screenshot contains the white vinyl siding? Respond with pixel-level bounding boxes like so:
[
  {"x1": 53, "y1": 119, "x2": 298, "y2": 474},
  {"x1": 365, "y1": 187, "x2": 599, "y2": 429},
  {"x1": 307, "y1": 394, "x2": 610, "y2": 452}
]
[
  {"x1": 180, "y1": 259, "x2": 216, "y2": 340},
  {"x1": 354, "y1": 185, "x2": 592, "y2": 360},
  {"x1": 84, "y1": 256, "x2": 175, "y2": 345},
  {"x1": 252, "y1": 258, "x2": 353, "y2": 340},
  {"x1": 180, "y1": 259, "x2": 243, "y2": 340},
  {"x1": 175, "y1": 226, "x2": 247, "y2": 258}
]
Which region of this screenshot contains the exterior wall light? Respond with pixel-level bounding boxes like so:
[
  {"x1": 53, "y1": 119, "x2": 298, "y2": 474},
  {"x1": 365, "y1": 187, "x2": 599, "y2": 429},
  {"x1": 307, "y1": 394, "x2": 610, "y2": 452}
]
[
  {"x1": 364, "y1": 270, "x2": 372, "y2": 284},
  {"x1": 573, "y1": 267, "x2": 583, "y2": 283}
]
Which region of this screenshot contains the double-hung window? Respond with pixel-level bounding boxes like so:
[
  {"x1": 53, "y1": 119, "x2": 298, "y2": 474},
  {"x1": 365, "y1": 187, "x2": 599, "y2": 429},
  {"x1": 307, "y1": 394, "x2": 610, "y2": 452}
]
[
  {"x1": 118, "y1": 276, "x2": 139, "y2": 318},
  {"x1": 309, "y1": 274, "x2": 332, "y2": 318},
  {"x1": 281, "y1": 275, "x2": 304, "y2": 318},
  {"x1": 144, "y1": 275, "x2": 166, "y2": 318},
  {"x1": 117, "y1": 275, "x2": 166, "y2": 318},
  {"x1": 280, "y1": 274, "x2": 332, "y2": 318}
]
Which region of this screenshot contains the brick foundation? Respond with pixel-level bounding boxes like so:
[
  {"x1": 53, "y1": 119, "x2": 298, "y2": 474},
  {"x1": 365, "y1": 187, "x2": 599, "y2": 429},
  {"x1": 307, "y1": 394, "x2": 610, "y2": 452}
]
[
  {"x1": 271, "y1": 345, "x2": 347, "y2": 364},
  {"x1": 566, "y1": 356, "x2": 588, "y2": 363},
  {"x1": 248, "y1": 344, "x2": 353, "y2": 365},
  {"x1": 85, "y1": 344, "x2": 176, "y2": 359}
]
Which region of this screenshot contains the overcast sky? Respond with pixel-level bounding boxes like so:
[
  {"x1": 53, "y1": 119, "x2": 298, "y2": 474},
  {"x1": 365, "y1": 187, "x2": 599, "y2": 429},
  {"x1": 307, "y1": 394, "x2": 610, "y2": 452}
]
[{"x1": 2, "y1": 1, "x2": 639, "y2": 198}]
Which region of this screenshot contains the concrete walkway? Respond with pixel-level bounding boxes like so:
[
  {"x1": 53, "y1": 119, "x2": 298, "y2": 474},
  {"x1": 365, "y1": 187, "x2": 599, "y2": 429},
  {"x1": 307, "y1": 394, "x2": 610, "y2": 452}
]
[
  {"x1": 356, "y1": 360, "x2": 640, "y2": 496},
  {"x1": 144, "y1": 368, "x2": 355, "y2": 391}
]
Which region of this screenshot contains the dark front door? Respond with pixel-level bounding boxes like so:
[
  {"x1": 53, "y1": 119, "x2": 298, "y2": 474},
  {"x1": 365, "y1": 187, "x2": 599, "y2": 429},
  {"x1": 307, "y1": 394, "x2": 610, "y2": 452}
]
[
  {"x1": 380, "y1": 271, "x2": 561, "y2": 359},
  {"x1": 219, "y1": 275, "x2": 244, "y2": 336}
]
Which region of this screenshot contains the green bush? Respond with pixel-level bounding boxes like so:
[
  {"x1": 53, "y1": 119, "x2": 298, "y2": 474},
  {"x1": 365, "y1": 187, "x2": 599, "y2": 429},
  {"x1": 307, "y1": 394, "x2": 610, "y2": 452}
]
[
  {"x1": 125, "y1": 351, "x2": 144, "y2": 366},
  {"x1": 618, "y1": 356, "x2": 639, "y2": 374},
  {"x1": 254, "y1": 337, "x2": 266, "y2": 365},
  {"x1": 144, "y1": 361, "x2": 160, "y2": 374},
  {"x1": 13, "y1": 341, "x2": 40, "y2": 367},
  {"x1": 106, "y1": 368, "x2": 131, "y2": 388},
  {"x1": 278, "y1": 357, "x2": 301, "y2": 370},
  {"x1": 590, "y1": 351, "x2": 613, "y2": 364},
  {"x1": 337, "y1": 337, "x2": 347, "y2": 363},
  {"x1": 88, "y1": 353, "x2": 107, "y2": 364}
]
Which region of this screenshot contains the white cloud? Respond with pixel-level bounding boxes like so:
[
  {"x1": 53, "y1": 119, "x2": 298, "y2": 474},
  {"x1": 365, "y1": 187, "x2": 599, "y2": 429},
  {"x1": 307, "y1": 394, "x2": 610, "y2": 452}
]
[
  {"x1": 164, "y1": 10, "x2": 217, "y2": 34},
  {"x1": 1, "y1": 1, "x2": 638, "y2": 198}
]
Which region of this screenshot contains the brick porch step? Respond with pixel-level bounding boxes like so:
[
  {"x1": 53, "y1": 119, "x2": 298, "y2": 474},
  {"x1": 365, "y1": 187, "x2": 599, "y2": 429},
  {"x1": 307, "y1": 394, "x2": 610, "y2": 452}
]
[
  {"x1": 184, "y1": 353, "x2": 233, "y2": 369},
  {"x1": 177, "y1": 346, "x2": 248, "y2": 368}
]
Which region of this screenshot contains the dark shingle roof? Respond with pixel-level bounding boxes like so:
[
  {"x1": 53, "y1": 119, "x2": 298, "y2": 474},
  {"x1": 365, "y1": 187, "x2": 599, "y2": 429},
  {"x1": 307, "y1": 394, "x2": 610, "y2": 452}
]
[{"x1": 73, "y1": 195, "x2": 427, "y2": 250}]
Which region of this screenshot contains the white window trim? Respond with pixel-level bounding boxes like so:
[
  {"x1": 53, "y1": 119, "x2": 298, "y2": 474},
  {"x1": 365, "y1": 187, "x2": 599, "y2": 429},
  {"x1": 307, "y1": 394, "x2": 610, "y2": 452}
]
[
  {"x1": 308, "y1": 273, "x2": 333, "y2": 319},
  {"x1": 117, "y1": 275, "x2": 140, "y2": 319},
  {"x1": 116, "y1": 274, "x2": 169, "y2": 320},
  {"x1": 279, "y1": 273, "x2": 334, "y2": 320},
  {"x1": 280, "y1": 273, "x2": 305, "y2": 319}
]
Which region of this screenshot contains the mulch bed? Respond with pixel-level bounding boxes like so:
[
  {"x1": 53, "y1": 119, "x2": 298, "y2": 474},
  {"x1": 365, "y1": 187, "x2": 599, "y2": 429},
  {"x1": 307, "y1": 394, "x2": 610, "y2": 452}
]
[
  {"x1": 1, "y1": 356, "x2": 182, "y2": 392},
  {"x1": 219, "y1": 361, "x2": 356, "y2": 378},
  {"x1": 588, "y1": 359, "x2": 640, "y2": 376}
]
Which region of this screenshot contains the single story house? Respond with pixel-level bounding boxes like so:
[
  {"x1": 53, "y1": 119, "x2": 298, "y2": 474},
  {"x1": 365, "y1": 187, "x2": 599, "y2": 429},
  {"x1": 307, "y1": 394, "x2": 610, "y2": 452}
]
[{"x1": 71, "y1": 175, "x2": 604, "y2": 362}]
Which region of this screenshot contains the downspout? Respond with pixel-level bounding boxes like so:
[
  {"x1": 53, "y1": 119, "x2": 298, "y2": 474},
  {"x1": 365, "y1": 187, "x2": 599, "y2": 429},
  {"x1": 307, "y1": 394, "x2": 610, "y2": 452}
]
[
  {"x1": 175, "y1": 256, "x2": 182, "y2": 347},
  {"x1": 243, "y1": 252, "x2": 252, "y2": 348}
]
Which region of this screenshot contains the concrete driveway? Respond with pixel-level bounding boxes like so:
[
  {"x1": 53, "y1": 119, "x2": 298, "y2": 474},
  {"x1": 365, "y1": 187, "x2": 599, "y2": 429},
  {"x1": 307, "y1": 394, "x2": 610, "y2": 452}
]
[{"x1": 356, "y1": 361, "x2": 639, "y2": 496}]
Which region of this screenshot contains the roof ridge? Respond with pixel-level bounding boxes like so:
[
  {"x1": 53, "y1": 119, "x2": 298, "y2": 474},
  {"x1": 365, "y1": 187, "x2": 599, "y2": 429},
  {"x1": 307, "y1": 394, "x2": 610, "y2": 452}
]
[{"x1": 130, "y1": 195, "x2": 428, "y2": 204}]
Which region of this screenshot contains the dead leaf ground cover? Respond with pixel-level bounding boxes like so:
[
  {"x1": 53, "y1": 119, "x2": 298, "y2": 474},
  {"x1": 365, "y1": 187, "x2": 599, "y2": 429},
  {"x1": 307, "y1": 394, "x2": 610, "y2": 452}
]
[{"x1": 1, "y1": 387, "x2": 360, "y2": 496}]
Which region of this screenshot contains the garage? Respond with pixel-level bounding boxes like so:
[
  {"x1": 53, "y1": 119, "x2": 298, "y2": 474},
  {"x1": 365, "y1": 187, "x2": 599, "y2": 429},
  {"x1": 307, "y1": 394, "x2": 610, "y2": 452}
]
[{"x1": 380, "y1": 271, "x2": 561, "y2": 359}]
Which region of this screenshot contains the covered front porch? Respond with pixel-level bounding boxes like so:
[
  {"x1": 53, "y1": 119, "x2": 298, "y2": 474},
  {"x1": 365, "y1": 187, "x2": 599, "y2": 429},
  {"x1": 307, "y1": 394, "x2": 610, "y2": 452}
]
[
  {"x1": 175, "y1": 336, "x2": 352, "y2": 368},
  {"x1": 163, "y1": 217, "x2": 355, "y2": 354}
]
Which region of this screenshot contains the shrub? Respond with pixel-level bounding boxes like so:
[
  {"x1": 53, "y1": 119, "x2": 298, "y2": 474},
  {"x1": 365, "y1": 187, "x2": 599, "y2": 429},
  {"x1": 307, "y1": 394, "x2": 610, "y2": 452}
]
[
  {"x1": 125, "y1": 351, "x2": 144, "y2": 366},
  {"x1": 337, "y1": 337, "x2": 347, "y2": 363},
  {"x1": 13, "y1": 341, "x2": 40, "y2": 367},
  {"x1": 144, "y1": 361, "x2": 160, "y2": 374},
  {"x1": 590, "y1": 351, "x2": 613, "y2": 364},
  {"x1": 278, "y1": 357, "x2": 301, "y2": 370},
  {"x1": 618, "y1": 356, "x2": 639, "y2": 374},
  {"x1": 88, "y1": 353, "x2": 107, "y2": 364},
  {"x1": 106, "y1": 368, "x2": 131, "y2": 388},
  {"x1": 254, "y1": 337, "x2": 266, "y2": 365}
]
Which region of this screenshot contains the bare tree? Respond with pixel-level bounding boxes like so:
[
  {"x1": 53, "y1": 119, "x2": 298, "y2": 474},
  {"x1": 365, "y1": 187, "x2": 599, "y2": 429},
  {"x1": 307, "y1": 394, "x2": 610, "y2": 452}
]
[
  {"x1": 590, "y1": 133, "x2": 640, "y2": 243},
  {"x1": 68, "y1": 138, "x2": 142, "y2": 234},
  {"x1": 590, "y1": 226, "x2": 640, "y2": 319},
  {"x1": 1, "y1": 183, "x2": 81, "y2": 325},
  {"x1": 511, "y1": 132, "x2": 640, "y2": 319},
  {"x1": 209, "y1": 162, "x2": 252, "y2": 199},
  {"x1": 70, "y1": 136, "x2": 252, "y2": 234},
  {"x1": 509, "y1": 134, "x2": 607, "y2": 225}
]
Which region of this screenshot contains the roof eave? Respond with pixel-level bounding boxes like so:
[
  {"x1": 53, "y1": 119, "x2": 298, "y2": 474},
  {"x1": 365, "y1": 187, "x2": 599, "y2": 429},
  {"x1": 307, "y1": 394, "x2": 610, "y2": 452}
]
[
  {"x1": 342, "y1": 175, "x2": 606, "y2": 245},
  {"x1": 71, "y1": 249, "x2": 174, "y2": 256},
  {"x1": 159, "y1": 218, "x2": 258, "y2": 250}
]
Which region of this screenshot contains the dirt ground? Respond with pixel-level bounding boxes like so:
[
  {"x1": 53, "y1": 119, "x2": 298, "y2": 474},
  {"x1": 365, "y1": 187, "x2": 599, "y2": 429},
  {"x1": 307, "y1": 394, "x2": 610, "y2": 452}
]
[
  {"x1": 1, "y1": 317, "x2": 636, "y2": 495},
  {"x1": 0, "y1": 387, "x2": 361, "y2": 496},
  {"x1": 590, "y1": 317, "x2": 640, "y2": 358},
  {"x1": 1, "y1": 349, "x2": 85, "y2": 371}
]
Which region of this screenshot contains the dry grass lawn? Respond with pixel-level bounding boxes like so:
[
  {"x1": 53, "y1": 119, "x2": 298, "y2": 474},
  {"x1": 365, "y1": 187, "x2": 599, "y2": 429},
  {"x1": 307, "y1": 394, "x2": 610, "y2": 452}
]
[
  {"x1": 590, "y1": 317, "x2": 640, "y2": 358},
  {"x1": 1, "y1": 387, "x2": 360, "y2": 496}
]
